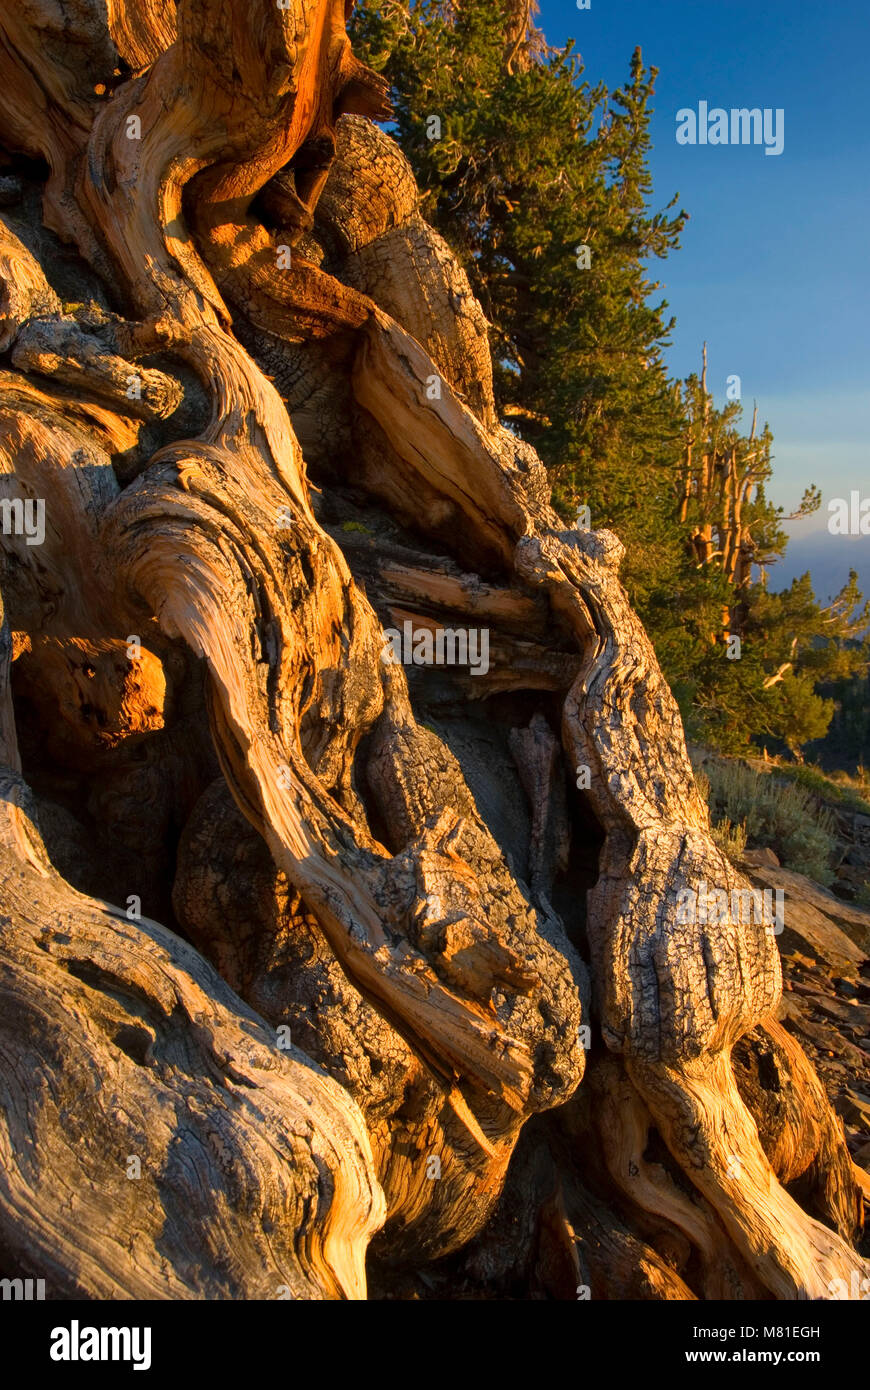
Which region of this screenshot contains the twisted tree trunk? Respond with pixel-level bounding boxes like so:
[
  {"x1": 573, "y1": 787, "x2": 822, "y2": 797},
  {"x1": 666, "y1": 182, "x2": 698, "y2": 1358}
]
[{"x1": 0, "y1": 0, "x2": 865, "y2": 1300}]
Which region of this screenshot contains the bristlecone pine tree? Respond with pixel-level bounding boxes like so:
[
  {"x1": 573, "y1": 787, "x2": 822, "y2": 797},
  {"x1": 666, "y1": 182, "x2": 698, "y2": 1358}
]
[{"x1": 0, "y1": 0, "x2": 866, "y2": 1301}]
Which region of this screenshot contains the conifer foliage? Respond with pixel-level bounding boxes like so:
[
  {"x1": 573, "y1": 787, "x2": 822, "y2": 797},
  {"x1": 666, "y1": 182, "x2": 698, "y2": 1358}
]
[{"x1": 352, "y1": 0, "x2": 869, "y2": 758}]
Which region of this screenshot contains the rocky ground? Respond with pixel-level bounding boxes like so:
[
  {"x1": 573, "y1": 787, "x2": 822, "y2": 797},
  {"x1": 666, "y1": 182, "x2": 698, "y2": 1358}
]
[{"x1": 741, "y1": 850, "x2": 870, "y2": 1191}]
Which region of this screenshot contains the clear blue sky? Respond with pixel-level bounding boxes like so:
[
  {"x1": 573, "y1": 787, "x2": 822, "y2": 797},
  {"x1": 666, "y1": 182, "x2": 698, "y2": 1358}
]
[{"x1": 538, "y1": 0, "x2": 870, "y2": 599}]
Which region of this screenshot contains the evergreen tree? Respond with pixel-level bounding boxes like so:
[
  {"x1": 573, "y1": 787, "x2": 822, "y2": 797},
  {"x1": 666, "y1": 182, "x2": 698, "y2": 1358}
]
[
  {"x1": 350, "y1": 0, "x2": 688, "y2": 566},
  {"x1": 350, "y1": 0, "x2": 870, "y2": 761},
  {"x1": 672, "y1": 358, "x2": 868, "y2": 756}
]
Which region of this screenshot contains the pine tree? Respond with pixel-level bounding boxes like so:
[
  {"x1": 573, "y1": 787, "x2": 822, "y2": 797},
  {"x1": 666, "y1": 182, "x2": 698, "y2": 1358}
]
[
  {"x1": 671, "y1": 354, "x2": 868, "y2": 755},
  {"x1": 350, "y1": 0, "x2": 688, "y2": 561},
  {"x1": 350, "y1": 0, "x2": 870, "y2": 761}
]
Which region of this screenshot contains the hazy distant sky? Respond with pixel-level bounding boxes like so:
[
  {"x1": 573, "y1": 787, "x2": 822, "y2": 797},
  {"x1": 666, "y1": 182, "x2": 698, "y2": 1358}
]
[{"x1": 538, "y1": 0, "x2": 870, "y2": 599}]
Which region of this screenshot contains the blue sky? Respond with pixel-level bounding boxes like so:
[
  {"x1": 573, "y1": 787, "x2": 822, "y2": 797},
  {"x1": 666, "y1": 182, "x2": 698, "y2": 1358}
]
[{"x1": 538, "y1": 0, "x2": 870, "y2": 599}]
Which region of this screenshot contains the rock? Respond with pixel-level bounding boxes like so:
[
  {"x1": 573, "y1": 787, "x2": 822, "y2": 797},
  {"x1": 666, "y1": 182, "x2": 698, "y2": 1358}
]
[
  {"x1": 789, "y1": 980, "x2": 826, "y2": 1000},
  {"x1": 775, "y1": 994, "x2": 805, "y2": 1027},
  {"x1": 834, "y1": 1089, "x2": 870, "y2": 1130},
  {"x1": 843, "y1": 845, "x2": 870, "y2": 870},
  {"x1": 852, "y1": 1140, "x2": 870, "y2": 1172},
  {"x1": 741, "y1": 846, "x2": 781, "y2": 869},
  {"x1": 809, "y1": 993, "x2": 870, "y2": 1034},
  {"x1": 852, "y1": 813, "x2": 870, "y2": 845},
  {"x1": 834, "y1": 863, "x2": 869, "y2": 895},
  {"x1": 834, "y1": 977, "x2": 860, "y2": 998},
  {"x1": 742, "y1": 861, "x2": 870, "y2": 974}
]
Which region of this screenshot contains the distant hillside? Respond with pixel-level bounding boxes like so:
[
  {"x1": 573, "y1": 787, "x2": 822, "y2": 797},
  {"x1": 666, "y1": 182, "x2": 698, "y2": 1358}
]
[{"x1": 774, "y1": 526, "x2": 870, "y2": 605}]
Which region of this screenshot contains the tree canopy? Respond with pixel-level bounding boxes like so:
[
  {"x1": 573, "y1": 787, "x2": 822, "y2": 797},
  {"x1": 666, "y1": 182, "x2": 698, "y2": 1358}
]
[{"x1": 351, "y1": 0, "x2": 869, "y2": 759}]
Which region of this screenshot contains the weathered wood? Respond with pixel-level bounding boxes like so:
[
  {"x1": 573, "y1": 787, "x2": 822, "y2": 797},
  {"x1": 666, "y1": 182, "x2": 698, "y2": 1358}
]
[
  {"x1": 0, "y1": 0, "x2": 865, "y2": 1302},
  {"x1": 0, "y1": 594, "x2": 383, "y2": 1299}
]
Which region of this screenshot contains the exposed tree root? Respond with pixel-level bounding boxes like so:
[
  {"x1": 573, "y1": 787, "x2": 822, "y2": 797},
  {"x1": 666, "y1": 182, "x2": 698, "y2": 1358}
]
[{"x1": 0, "y1": 0, "x2": 865, "y2": 1299}]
